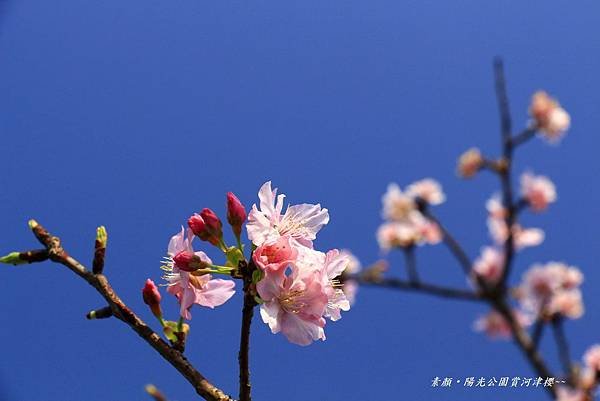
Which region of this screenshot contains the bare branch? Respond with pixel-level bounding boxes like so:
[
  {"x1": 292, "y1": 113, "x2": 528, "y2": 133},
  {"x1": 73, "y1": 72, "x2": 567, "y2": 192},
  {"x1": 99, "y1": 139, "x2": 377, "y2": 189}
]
[{"x1": 27, "y1": 220, "x2": 234, "y2": 401}]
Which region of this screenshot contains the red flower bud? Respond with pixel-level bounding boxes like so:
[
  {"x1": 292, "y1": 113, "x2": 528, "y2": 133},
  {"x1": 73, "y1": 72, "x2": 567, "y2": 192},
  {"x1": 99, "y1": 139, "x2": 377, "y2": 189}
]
[
  {"x1": 226, "y1": 192, "x2": 247, "y2": 238},
  {"x1": 187, "y1": 208, "x2": 223, "y2": 246},
  {"x1": 142, "y1": 279, "x2": 162, "y2": 319},
  {"x1": 173, "y1": 251, "x2": 210, "y2": 272}
]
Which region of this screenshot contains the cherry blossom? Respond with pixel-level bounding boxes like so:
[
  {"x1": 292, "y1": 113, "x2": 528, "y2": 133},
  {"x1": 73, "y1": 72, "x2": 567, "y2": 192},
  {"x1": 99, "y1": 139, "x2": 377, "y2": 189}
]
[
  {"x1": 473, "y1": 309, "x2": 531, "y2": 339},
  {"x1": 520, "y1": 172, "x2": 557, "y2": 212},
  {"x1": 406, "y1": 178, "x2": 446, "y2": 205},
  {"x1": 247, "y1": 181, "x2": 329, "y2": 248},
  {"x1": 162, "y1": 228, "x2": 235, "y2": 319},
  {"x1": 529, "y1": 91, "x2": 571, "y2": 142},
  {"x1": 472, "y1": 246, "x2": 504, "y2": 285}
]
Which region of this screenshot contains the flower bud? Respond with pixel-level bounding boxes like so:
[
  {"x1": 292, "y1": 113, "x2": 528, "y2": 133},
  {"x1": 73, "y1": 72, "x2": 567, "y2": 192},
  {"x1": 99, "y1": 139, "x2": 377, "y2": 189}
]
[
  {"x1": 173, "y1": 251, "x2": 210, "y2": 272},
  {"x1": 457, "y1": 148, "x2": 483, "y2": 178},
  {"x1": 226, "y1": 192, "x2": 247, "y2": 238},
  {"x1": 142, "y1": 279, "x2": 162, "y2": 319},
  {"x1": 529, "y1": 91, "x2": 570, "y2": 142},
  {"x1": 187, "y1": 209, "x2": 223, "y2": 246}
]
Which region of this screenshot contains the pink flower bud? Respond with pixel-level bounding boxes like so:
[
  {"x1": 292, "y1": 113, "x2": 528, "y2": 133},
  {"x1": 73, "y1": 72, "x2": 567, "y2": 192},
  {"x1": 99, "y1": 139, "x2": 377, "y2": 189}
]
[
  {"x1": 187, "y1": 208, "x2": 223, "y2": 246},
  {"x1": 173, "y1": 251, "x2": 210, "y2": 272},
  {"x1": 226, "y1": 192, "x2": 247, "y2": 238},
  {"x1": 142, "y1": 279, "x2": 162, "y2": 319}
]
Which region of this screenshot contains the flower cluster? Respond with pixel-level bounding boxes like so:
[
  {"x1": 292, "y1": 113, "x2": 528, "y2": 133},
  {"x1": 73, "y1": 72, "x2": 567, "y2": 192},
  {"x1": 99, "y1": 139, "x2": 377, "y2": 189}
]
[
  {"x1": 518, "y1": 262, "x2": 584, "y2": 320},
  {"x1": 248, "y1": 182, "x2": 351, "y2": 346},
  {"x1": 529, "y1": 91, "x2": 571, "y2": 143},
  {"x1": 377, "y1": 179, "x2": 443, "y2": 250}
]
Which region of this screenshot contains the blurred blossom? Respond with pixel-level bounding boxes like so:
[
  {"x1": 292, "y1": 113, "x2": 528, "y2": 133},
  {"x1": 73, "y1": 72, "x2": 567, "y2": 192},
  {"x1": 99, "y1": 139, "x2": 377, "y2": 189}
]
[
  {"x1": 405, "y1": 178, "x2": 446, "y2": 205},
  {"x1": 457, "y1": 147, "x2": 483, "y2": 178},
  {"x1": 520, "y1": 172, "x2": 557, "y2": 212},
  {"x1": 556, "y1": 387, "x2": 586, "y2": 401},
  {"x1": 472, "y1": 246, "x2": 504, "y2": 285},
  {"x1": 340, "y1": 250, "x2": 361, "y2": 305},
  {"x1": 378, "y1": 180, "x2": 443, "y2": 250},
  {"x1": 584, "y1": 344, "x2": 600, "y2": 372},
  {"x1": 529, "y1": 91, "x2": 571, "y2": 142},
  {"x1": 473, "y1": 309, "x2": 531, "y2": 339},
  {"x1": 486, "y1": 194, "x2": 544, "y2": 250},
  {"x1": 519, "y1": 262, "x2": 584, "y2": 319}
]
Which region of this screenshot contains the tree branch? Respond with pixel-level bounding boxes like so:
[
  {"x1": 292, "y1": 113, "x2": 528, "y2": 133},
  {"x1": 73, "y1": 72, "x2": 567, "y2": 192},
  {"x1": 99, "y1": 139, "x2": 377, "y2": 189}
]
[
  {"x1": 355, "y1": 276, "x2": 483, "y2": 302},
  {"x1": 238, "y1": 261, "x2": 256, "y2": 401},
  {"x1": 27, "y1": 220, "x2": 234, "y2": 401}
]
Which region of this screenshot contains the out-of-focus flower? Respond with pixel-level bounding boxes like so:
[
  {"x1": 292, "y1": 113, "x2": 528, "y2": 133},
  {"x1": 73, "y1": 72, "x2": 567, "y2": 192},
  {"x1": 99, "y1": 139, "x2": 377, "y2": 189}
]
[
  {"x1": 556, "y1": 387, "x2": 586, "y2": 401},
  {"x1": 142, "y1": 279, "x2": 162, "y2": 319},
  {"x1": 529, "y1": 91, "x2": 571, "y2": 142},
  {"x1": 339, "y1": 250, "x2": 361, "y2": 305},
  {"x1": 406, "y1": 178, "x2": 446, "y2": 205},
  {"x1": 584, "y1": 344, "x2": 600, "y2": 372},
  {"x1": 162, "y1": 228, "x2": 235, "y2": 319},
  {"x1": 487, "y1": 219, "x2": 545, "y2": 250},
  {"x1": 457, "y1": 148, "x2": 484, "y2": 178},
  {"x1": 520, "y1": 172, "x2": 557, "y2": 212},
  {"x1": 247, "y1": 181, "x2": 329, "y2": 248},
  {"x1": 473, "y1": 309, "x2": 532, "y2": 339},
  {"x1": 519, "y1": 262, "x2": 584, "y2": 319},
  {"x1": 486, "y1": 194, "x2": 507, "y2": 220},
  {"x1": 226, "y1": 192, "x2": 247, "y2": 239},
  {"x1": 378, "y1": 181, "x2": 443, "y2": 251},
  {"x1": 382, "y1": 183, "x2": 416, "y2": 221},
  {"x1": 472, "y1": 247, "x2": 504, "y2": 285}
]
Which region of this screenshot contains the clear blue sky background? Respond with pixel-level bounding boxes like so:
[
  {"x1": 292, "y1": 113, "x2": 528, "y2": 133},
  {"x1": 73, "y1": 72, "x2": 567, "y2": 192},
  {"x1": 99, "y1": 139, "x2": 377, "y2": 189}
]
[{"x1": 1, "y1": 1, "x2": 599, "y2": 400}]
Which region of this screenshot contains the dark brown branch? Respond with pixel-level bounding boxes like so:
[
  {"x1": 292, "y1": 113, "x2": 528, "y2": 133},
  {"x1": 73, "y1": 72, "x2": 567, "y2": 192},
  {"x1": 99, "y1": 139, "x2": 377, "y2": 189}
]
[
  {"x1": 491, "y1": 299, "x2": 557, "y2": 398},
  {"x1": 28, "y1": 220, "x2": 233, "y2": 401},
  {"x1": 511, "y1": 127, "x2": 537, "y2": 148},
  {"x1": 551, "y1": 317, "x2": 574, "y2": 383},
  {"x1": 419, "y1": 209, "x2": 472, "y2": 276},
  {"x1": 355, "y1": 276, "x2": 483, "y2": 302},
  {"x1": 238, "y1": 291, "x2": 255, "y2": 401}
]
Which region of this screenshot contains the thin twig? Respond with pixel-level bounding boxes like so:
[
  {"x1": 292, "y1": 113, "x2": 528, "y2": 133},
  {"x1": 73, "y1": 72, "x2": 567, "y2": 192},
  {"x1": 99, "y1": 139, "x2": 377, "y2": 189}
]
[
  {"x1": 531, "y1": 317, "x2": 546, "y2": 350},
  {"x1": 512, "y1": 127, "x2": 537, "y2": 148},
  {"x1": 28, "y1": 220, "x2": 233, "y2": 401},
  {"x1": 551, "y1": 317, "x2": 574, "y2": 383}
]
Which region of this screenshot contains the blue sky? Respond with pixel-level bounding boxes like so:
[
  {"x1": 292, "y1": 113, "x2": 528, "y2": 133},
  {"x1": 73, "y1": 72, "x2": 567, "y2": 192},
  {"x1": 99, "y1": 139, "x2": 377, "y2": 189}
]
[{"x1": 1, "y1": 1, "x2": 600, "y2": 400}]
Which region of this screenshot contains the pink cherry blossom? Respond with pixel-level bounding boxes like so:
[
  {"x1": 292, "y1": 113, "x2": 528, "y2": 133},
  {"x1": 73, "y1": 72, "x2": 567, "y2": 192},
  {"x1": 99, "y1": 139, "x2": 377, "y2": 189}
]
[
  {"x1": 377, "y1": 212, "x2": 441, "y2": 250},
  {"x1": 519, "y1": 262, "x2": 584, "y2": 319},
  {"x1": 473, "y1": 309, "x2": 531, "y2": 339},
  {"x1": 487, "y1": 218, "x2": 544, "y2": 250},
  {"x1": 247, "y1": 181, "x2": 329, "y2": 248},
  {"x1": 257, "y1": 266, "x2": 328, "y2": 346},
  {"x1": 486, "y1": 194, "x2": 507, "y2": 220},
  {"x1": 162, "y1": 228, "x2": 235, "y2": 319},
  {"x1": 406, "y1": 178, "x2": 446, "y2": 205},
  {"x1": 472, "y1": 247, "x2": 504, "y2": 284},
  {"x1": 253, "y1": 235, "x2": 298, "y2": 274},
  {"x1": 529, "y1": 91, "x2": 571, "y2": 142},
  {"x1": 584, "y1": 344, "x2": 600, "y2": 372},
  {"x1": 340, "y1": 249, "x2": 361, "y2": 306},
  {"x1": 457, "y1": 148, "x2": 483, "y2": 178},
  {"x1": 556, "y1": 387, "x2": 586, "y2": 401},
  {"x1": 520, "y1": 172, "x2": 557, "y2": 212},
  {"x1": 382, "y1": 183, "x2": 416, "y2": 221}
]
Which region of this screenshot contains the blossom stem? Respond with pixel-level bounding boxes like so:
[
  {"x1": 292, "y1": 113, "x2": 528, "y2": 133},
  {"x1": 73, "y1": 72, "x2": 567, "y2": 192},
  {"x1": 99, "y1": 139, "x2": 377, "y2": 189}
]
[
  {"x1": 238, "y1": 261, "x2": 257, "y2": 401},
  {"x1": 356, "y1": 276, "x2": 483, "y2": 302},
  {"x1": 511, "y1": 127, "x2": 537, "y2": 148}
]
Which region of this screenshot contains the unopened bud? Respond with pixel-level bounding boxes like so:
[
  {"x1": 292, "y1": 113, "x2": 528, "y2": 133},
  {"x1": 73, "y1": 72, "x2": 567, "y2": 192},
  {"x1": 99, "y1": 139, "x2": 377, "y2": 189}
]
[
  {"x1": 142, "y1": 279, "x2": 162, "y2": 319},
  {"x1": 226, "y1": 192, "x2": 247, "y2": 239},
  {"x1": 457, "y1": 148, "x2": 483, "y2": 178},
  {"x1": 93, "y1": 226, "x2": 107, "y2": 275},
  {"x1": 173, "y1": 251, "x2": 210, "y2": 272},
  {"x1": 86, "y1": 306, "x2": 113, "y2": 320},
  {"x1": 187, "y1": 208, "x2": 223, "y2": 246}
]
